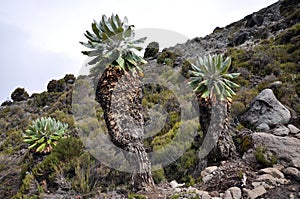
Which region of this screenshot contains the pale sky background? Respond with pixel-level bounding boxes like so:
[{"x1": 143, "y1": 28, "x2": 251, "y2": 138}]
[{"x1": 0, "y1": 0, "x2": 278, "y2": 103}]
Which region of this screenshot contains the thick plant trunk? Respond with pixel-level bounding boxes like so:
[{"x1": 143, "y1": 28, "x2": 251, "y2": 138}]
[
  {"x1": 197, "y1": 96, "x2": 237, "y2": 161},
  {"x1": 95, "y1": 66, "x2": 155, "y2": 191}
]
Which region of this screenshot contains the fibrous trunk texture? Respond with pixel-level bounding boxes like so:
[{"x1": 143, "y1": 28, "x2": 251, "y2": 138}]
[
  {"x1": 95, "y1": 66, "x2": 155, "y2": 191},
  {"x1": 197, "y1": 96, "x2": 237, "y2": 162}
]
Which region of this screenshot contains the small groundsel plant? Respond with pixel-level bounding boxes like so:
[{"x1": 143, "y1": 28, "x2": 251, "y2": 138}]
[{"x1": 23, "y1": 117, "x2": 68, "y2": 153}]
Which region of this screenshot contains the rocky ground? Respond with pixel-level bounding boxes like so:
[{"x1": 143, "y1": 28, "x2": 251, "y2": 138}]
[{"x1": 1, "y1": 0, "x2": 300, "y2": 198}]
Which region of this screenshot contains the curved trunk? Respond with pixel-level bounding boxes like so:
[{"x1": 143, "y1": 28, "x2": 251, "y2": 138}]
[{"x1": 95, "y1": 66, "x2": 155, "y2": 191}]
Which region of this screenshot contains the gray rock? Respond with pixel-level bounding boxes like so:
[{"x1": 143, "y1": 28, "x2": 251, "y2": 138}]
[
  {"x1": 202, "y1": 174, "x2": 214, "y2": 183},
  {"x1": 258, "y1": 167, "x2": 284, "y2": 179},
  {"x1": 252, "y1": 181, "x2": 273, "y2": 189},
  {"x1": 256, "y1": 123, "x2": 270, "y2": 131},
  {"x1": 256, "y1": 174, "x2": 277, "y2": 185},
  {"x1": 223, "y1": 190, "x2": 232, "y2": 199},
  {"x1": 256, "y1": 173, "x2": 289, "y2": 185},
  {"x1": 229, "y1": 30, "x2": 252, "y2": 46},
  {"x1": 243, "y1": 186, "x2": 266, "y2": 199},
  {"x1": 228, "y1": 187, "x2": 242, "y2": 199},
  {"x1": 201, "y1": 192, "x2": 212, "y2": 199},
  {"x1": 170, "y1": 180, "x2": 185, "y2": 188},
  {"x1": 273, "y1": 125, "x2": 290, "y2": 136},
  {"x1": 288, "y1": 124, "x2": 300, "y2": 134},
  {"x1": 283, "y1": 167, "x2": 300, "y2": 181},
  {"x1": 201, "y1": 166, "x2": 218, "y2": 177},
  {"x1": 240, "y1": 89, "x2": 291, "y2": 130},
  {"x1": 252, "y1": 132, "x2": 300, "y2": 169},
  {"x1": 144, "y1": 41, "x2": 159, "y2": 58}
]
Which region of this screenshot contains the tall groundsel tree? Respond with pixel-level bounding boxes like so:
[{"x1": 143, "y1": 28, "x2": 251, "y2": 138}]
[
  {"x1": 80, "y1": 14, "x2": 155, "y2": 191},
  {"x1": 189, "y1": 54, "x2": 240, "y2": 161}
]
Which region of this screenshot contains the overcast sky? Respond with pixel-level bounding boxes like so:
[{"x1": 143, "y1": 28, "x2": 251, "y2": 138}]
[{"x1": 0, "y1": 0, "x2": 278, "y2": 103}]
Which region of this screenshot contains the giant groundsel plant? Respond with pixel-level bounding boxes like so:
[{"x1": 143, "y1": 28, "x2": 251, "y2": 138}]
[{"x1": 80, "y1": 14, "x2": 147, "y2": 75}]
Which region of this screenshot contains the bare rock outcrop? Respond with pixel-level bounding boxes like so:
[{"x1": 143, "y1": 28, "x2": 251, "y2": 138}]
[{"x1": 240, "y1": 89, "x2": 291, "y2": 131}]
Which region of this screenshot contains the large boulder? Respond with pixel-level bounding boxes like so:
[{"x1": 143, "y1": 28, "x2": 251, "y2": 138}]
[
  {"x1": 143, "y1": 41, "x2": 159, "y2": 58},
  {"x1": 240, "y1": 89, "x2": 291, "y2": 130},
  {"x1": 252, "y1": 132, "x2": 300, "y2": 169}
]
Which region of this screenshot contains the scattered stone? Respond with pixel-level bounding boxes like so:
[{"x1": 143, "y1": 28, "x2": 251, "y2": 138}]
[
  {"x1": 209, "y1": 191, "x2": 219, "y2": 197},
  {"x1": 257, "y1": 174, "x2": 277, "y2": 185},
  {"x1": 256, "y1": 123, "x2": 270, "y2": 131},
  {"x1": 224, "y1": 190, "x2": 232, "y2": 199},
  {"x1": 240, "y1": 89, "x2": 291, "y2": 130},
  {"x1": 174, "y1": 187, "x2": 181, "y2": 192},
  {"x1": 201, "y1": 191, "x2": 211, "y2": 199},
  {"x1": 243, "y1": 185, "x2": 266, "y2": 199},
  {"x1": 242, "y1": 173, "x2": 247, "y2": 187},
  {"x1": 270, "y1": 80, "x2": 282, "y2": 87},
  {"x1": 257, "y1": 173, "x2": 289, "y2": 185},
  {"x1": 273, "y1": 125, "x2": 290, "y2": 136},
  {"x1": 186, "y1": 186, "x2": 198, "y2": 193},
  {"x1": 288, "y1": 124, "x2": 300, "y2": 134},
  {"x1": 201, "y1": 166, "x2": 218, "y2": 183},
  {"x1": 227, "y1": 187, "x2": 242, "y2": 199},
  {"x1": 252, "y1": 132, "x2": 300, "y2": 169},
  {"x1": 201, "y1": 166, "x2": 218, "y2": 177},
  {"x1": 202, "y1": 174, "x2": 214, "y2": 183},
  {"x1": 170, "y1": 180, "x2": 185, "y2": 189},
  {"x1": 252, "y1": 181, "x2": 274, "y2": 189},
  {"x1": 258, "y1": 167, "x2": 285, "y2": 179},
  {"x1": 283, "y1": 167, "x2": 300, "y2": 181}
]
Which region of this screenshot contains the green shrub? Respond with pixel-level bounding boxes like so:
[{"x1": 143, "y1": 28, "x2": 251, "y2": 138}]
[
  {"x1": 0, "y1": 130, "x2": 23, "y2": 154},
  {"x1": 23, "y1": 117, "x2": 68, "y2": 153},
  {"x1": 171, "y1": 194, "x2": 180, "y2": 199},
  {"x1": 11, "y1": 87, "x2": 29, "y2": 102},
  {"x1": 241, "y1": 135, "x2": 253, "y2": 153},
  {"x1": 13, "y1": 174, "x2": 37, "y2": 198},
  {"x1": 152, "y1": 167, "x2": 165, "y2": 184},
  {"x1": 231, "y1": 101, "x2": 246, "y2": 117},
  {"x1": 255, "y1": 146, "x2": 277, "y2": 167},
  {"x1": 72, "y1": 152, "x2": 95, "y2": 194},
  {"x1": 48, "y1": 110, "x2": 75, "y2": 129},
  {"x1": 52, "y1": 137, "x2": 84, "y2": 161},
  {"x1": 181, "y1": 60, "x2": 192, "y2": 78},
  {"x1": 128, "y1": 193, "x2": 147, "y2": 199},
  {"x1": 32, "y1": 92, "x2": 61, "y2": 107},
  {"x1": 164, "y1": 149, "x2": 199, "y2": 184},
  {"x1": 157, "y1": 50, "x2": 178, "y2": 66},
  {"x1": 47, "y1": 79, "x2": 66, "y2": 92}
]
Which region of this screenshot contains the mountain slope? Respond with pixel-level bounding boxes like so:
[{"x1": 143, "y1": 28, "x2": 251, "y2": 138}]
[{"x1": 0, "y1": 0, "x2": 299, "y2": 198}]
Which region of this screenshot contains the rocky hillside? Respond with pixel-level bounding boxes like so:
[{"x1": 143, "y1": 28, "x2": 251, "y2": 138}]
[{"x1": 0, "y1": 0, "x2": 299, "y2": 198}]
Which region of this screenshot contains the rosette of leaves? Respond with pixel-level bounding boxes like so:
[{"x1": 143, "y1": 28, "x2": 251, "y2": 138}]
[
  {"x1": 189, "y1": 54, "x2": 240, "y2": 101},
  {"x1": 80, "y1": 14, "x2": 147, "y2": 76},
  {"x1": 23, "y1": 117, "x2": 68, "y2": 153}
]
